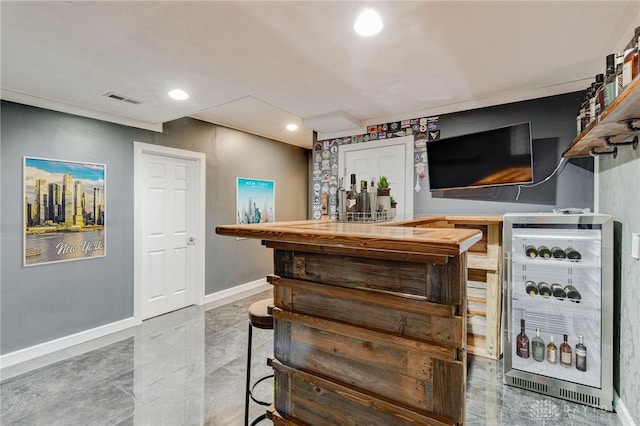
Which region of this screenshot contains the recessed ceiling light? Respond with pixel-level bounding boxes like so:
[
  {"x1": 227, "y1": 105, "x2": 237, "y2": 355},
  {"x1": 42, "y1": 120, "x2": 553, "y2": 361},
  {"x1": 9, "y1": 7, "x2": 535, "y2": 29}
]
[
  {"x1": 168, "y1": 89, "x2": 189, "y2": 100},
  {"x1": 286, "y1": 123, "x2": 298, "y2": 131},
  {"x1": 353, "y1": 9, "x2": 383, "y2": 36}
]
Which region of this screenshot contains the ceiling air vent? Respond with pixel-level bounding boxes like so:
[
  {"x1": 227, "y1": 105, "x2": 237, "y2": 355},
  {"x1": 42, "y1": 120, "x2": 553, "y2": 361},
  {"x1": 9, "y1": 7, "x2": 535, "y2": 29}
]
[{"x1": 103, "y1": 92, "x2": 141, "y2": 105}]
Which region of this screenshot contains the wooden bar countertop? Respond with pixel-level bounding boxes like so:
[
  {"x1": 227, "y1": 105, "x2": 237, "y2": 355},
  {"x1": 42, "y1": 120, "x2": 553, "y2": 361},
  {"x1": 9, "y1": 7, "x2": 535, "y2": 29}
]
[{"x1": 215, "y1": 215, "x2": 485, "y2": 258}]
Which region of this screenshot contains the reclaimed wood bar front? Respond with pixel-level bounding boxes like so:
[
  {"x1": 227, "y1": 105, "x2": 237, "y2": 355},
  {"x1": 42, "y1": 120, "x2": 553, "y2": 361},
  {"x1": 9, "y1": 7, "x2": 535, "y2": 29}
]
[{"x1": 215, "y1": 219, "x2": 482, "y2": 425}]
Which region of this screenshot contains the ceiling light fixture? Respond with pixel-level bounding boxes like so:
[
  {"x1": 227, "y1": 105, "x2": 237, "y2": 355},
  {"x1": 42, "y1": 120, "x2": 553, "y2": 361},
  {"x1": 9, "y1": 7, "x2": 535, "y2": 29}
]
[
  {"x1": 286, "y1": 123, "x2": 298, "y2": 131},
  {"x1": 168, "y1": 89, "x2": 189, "y2": 100},
  {"x1": 353, "y1": 9, "x2": 383, "y2": 36}
]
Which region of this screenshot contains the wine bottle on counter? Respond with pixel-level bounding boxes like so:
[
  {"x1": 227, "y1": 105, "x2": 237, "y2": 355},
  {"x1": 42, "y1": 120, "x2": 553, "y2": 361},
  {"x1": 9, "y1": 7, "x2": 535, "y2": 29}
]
[
  {"x1": 551, "y1": 246, "x2": 566, "y2": 260},
  {"x1": 551, "y1": 283, "x2": 567, "y2": 300},
  {"x1": 358, "y1": 180, "x2": 370, "y2": 218},
  {"x1": 560, "y1": 334, "x2": 572, "y2": 367},
  {"x1": 525, "y1": 245, "x2": 538, "y2": 258},
  {"x1": 565, "y1": 247, "x2": 582, "y2": 262},
  {"x1": 538, "y1": 246, "x2": 552, "y2": 259},
  {"x1": 337, "y1": 177, "x2": 346, "y2": 220},
  {"x1": 516, "y1": 319, "x2": 530, "y2": 358},
  {"x1": 532, "y1": 328, "x2": 545, "y2": 362},
  {"x1": 346, "y1": 174, "x2": 359, "y2": 218},
  {"x1": 538, "y1": 282, "x2": 552, "y2": 298},
  {"x1": 564, "y1": 285, "x2": 582, "y2": 303},
  {"x1": 525, "y1": 281, "x2": 539, "y2": 296},
  {"x1": 575, "y1": 335, "x2": 587, "y2": 372},
  {"x1": 547, "y1": 335, "x2": 558, "y2": 364}
]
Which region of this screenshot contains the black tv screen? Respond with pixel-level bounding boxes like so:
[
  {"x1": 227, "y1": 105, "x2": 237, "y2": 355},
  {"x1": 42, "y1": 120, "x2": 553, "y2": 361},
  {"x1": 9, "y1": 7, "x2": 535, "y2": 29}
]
[{"x1": 426, "y1": 122, "x2": 533, "y2": 191}]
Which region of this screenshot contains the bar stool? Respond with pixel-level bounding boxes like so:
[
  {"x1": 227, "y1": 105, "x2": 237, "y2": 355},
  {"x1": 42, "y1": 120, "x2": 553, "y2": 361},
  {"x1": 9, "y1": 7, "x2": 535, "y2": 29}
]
[{"x1": 244, "y1": 298, "x2": 274, "y2": 426}]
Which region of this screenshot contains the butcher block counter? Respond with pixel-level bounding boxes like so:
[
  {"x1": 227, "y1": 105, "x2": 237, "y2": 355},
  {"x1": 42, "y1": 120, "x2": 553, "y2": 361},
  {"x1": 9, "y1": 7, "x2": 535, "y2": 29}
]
[{"x1": 216, "y1": 217, "x2": 483, "y2": 425}]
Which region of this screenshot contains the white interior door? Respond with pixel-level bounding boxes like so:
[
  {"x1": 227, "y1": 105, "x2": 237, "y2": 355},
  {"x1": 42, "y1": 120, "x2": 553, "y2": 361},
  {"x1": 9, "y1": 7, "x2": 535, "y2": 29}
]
[
  {"x1": 339, "y1": 136, "x2": 413, "y2": 217},
  {"x1": 134, "y1": 143, "x2": 206, "y2": 321}
]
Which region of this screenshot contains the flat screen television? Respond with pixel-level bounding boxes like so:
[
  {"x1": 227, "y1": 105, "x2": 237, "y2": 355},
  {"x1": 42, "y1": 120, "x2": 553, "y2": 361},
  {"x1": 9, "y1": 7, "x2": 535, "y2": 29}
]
[{"x1": 426, "y1": 122, "x2": 533, "y2": 191}]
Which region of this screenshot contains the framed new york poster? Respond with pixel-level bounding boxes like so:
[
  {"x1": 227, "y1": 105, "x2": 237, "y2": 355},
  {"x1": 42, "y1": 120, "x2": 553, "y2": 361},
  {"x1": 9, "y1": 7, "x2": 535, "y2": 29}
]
[
  {"x1": 23, "y1": 157, "x2": 106, "y2": 266},
  {"x1": 236, "y1": 177, "x2": 275, "y2": 224}
]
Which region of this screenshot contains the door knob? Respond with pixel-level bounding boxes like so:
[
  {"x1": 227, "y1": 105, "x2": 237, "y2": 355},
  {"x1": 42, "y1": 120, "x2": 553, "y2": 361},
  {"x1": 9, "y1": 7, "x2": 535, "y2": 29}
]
[{"x1": 187, "y1": 237, "x2": 196, "y2": 246}]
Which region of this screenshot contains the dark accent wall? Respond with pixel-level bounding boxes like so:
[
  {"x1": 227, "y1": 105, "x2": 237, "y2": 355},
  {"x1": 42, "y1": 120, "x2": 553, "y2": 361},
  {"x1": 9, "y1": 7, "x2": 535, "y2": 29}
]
[
  {"x1": 415, "y1": 92, "x2": 593, "y2": 214},
  {"x1": 0, "y1": 101, "x2": 309, "y2": 354}
]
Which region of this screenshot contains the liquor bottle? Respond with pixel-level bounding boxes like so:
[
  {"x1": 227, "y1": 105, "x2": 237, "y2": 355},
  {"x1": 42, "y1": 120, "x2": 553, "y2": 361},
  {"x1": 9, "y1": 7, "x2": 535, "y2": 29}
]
[
  {"x1": 538, "y1": 282, "x2": 552, "y2": 299},
  {"x1": 358, "y1": 180, "x2": 370, "y2": 219},
  {"x1": 516, "y1": 319, "x2": 530, "y2": 358},
  {"x1": 575, "y1": 335, "x2": 587, "y2": 372},
  {"x1": 368, "y1": 177, "x2": 377, "y2": 220},
  {"x1": 622, "y1": 27, "x2": 640, "y2": 90},
  {"x1": 603, "y1": 53, "x2": 617, "y2": 108},
  {"x1": 582, "y1": 84, "x2": 595, "y2": 129},
  {"x1": 346, "y1": 174, "x2": 359, "y2": 218},
  {"x1": 565, "y1": 247, "x2": 581, "y2": 262},
  {"x1": 532, "y1": 327, "x2": 545, "y2": 362},
  {"x1": 560, "y1": 334, "x2": 572, "y2": 367},
  {"x1": 577, "y1": 90, "x2": 588, "y2": 135},
  {"x1": 551, "y1": 283, "x2": 567, "y2": 300},
  {"x1": 538, "y1": 246, "x2": 552, "y2": 259},
  {"x1": 525, "y1": 280, "x2": 539, "y2": 296},
  {"x1": 589, "y1": 74, "x2": 604, "y2": 123},
  {"x1": 564, "y1": 285, "x2": 582, "y2": 303},
  {"x1": 551, "y1": 246, "x2": 566, "y2": 260},
  {"x1": 337, "y1": 177, "x2": 346, "y2": 221},
  {"x1": 616, "y1": 51, "x2": 626, "y2": 97},
  {"x1": 525, "y1": 245, "x2": 538, "y2": 258},
  {"x1": 547, "y1": 335, "x2": 558, "y2": 364}
]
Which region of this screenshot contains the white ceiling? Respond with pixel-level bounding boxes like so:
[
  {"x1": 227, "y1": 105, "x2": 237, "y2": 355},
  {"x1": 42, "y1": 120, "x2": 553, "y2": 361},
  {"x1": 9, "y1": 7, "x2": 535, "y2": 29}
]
[{"x1": 2, "y1": 1, "x2": 639, "y2": 149}]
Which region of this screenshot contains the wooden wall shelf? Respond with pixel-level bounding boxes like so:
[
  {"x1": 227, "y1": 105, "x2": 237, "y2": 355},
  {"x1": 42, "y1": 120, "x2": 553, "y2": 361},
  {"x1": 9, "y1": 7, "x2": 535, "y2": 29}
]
[{"x1": 563, "y1": 76, "x2": 640, "y2": 158}]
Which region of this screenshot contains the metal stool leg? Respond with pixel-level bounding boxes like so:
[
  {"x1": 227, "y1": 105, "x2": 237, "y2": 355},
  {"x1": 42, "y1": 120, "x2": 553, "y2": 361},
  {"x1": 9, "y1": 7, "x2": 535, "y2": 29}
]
[{"x1": 244, "y1": 322, "x2": 253, "y2": 426}]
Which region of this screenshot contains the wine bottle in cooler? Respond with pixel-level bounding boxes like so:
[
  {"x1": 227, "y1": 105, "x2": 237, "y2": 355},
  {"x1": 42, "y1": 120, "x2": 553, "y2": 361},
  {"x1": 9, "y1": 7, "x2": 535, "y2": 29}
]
[
  {"x1": 575, "y1": 335, "x2": 587, "y2": 372},
  {"x1": 525, "y1": 245, "x2": 538, "y2": 258},
  {"x1": 565, "y1": 247, "x2": 582, "y2": 262},
  {"x1": 551, "y1": 283, "x2": 567, "y2": 300},
  {"x1": 551, "y1": 246, "x2": 566, "y2": 260},
  {"x1": 560, "y1": 334, "x2": 572, "y2": 367},
  {"x1": 546, "y1": 335, "x2": 558, "y2": 364},
  {"x1": 525, "y1": 281, "x2": 538, "y2": 297},
  {"x1": 564, "y1": 285, "x2": 582, "y2": 303},
  {"x1": 538, "y1": 282, "x2": 552, "y2": 299},
  {"x1": 532, "y1": 328, "x2": 545, "y2": 362},
  {"x1": 538, "y1": 245, "x2": 552, "y2": 259},
  {"x1": 516, "y1": 319, "x2": 530, "y2": 358}
]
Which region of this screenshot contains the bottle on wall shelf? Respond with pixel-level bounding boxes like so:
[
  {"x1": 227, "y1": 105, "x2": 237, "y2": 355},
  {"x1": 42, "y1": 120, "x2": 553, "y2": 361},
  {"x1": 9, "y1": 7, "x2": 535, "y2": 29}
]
[
  {"x1": 603, "y1": 53, "x2": 617, "y2": 109},
  {"x1": 516, "y1": 319, "x2": 530, "y2": 358},
  {"x1": 589, "y1": 74, "x2": 604, "y2": 123},
  {"x1": 621, "y1": 26, "x2": 640, "y2": 90},
  {"x1": 547, "y1": 335, "x2": 558, "y2": 364},
  {"x1": 346, "y1": 174, "x2": 359, "y2": 219},
  {"x1": 560, "y1": 334, "x2": 573, "y2": 367},
  {"x1": 532, "y1": 328, "x2": 545, "y2": 362},
  {"x1": 575, "y1": 335, "x2": 587, "y2": 372}
]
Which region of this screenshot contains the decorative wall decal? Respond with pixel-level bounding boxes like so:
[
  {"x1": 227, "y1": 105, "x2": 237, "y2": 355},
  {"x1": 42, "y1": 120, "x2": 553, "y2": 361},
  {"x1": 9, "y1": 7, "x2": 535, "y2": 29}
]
[{"x1": 24, "y1": 157, "x2": 106, "y2": 267}]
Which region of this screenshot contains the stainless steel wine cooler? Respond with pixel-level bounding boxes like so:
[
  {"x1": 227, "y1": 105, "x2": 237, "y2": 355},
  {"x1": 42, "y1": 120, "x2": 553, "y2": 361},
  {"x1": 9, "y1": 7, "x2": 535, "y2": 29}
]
[{"x1": 503, "y1": 213, "x2": 613, "y2": 411}]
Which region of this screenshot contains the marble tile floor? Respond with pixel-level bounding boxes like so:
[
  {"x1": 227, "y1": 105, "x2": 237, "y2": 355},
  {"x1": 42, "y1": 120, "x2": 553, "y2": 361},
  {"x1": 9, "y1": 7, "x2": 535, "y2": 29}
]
[{"x1": 1, "y1": 290, "x2": 623, "y2": 426}]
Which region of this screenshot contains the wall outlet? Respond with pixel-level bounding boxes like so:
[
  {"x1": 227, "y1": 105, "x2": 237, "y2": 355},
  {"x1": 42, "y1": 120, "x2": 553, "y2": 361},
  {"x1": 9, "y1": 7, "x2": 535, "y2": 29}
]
[{"x1": 632, "y1": 233, "x2": 640, "y2": 260}]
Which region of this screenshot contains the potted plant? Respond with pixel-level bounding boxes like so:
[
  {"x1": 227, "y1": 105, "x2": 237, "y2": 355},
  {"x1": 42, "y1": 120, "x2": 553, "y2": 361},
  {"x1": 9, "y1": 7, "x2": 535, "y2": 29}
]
[{"x1": 377, "y1": 176, "x2": 391, "y2": 196}]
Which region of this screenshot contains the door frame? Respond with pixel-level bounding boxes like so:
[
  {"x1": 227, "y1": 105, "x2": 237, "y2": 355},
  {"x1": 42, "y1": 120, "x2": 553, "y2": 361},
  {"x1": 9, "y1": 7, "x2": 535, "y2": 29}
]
[
  {"x1": 133, "y1": 142, "x2": 206, "y2": 322},
  {"x1": 338, "y1": 135, "x2": 414, "y2": 216}
]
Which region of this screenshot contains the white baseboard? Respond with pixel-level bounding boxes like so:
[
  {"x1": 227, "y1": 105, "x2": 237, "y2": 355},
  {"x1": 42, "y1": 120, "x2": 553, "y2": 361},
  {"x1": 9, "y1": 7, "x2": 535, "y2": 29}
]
[
  {"x1": 204, "y1": 278, "x2": 271, "y2": 309},
  {"x1": 615, "y1": 392, "x2": 638, "y2": 426},
  {"x1": 0, "y1": 316, "x2": 139, "y2": 371},
  {"x1": 0, "y1": 280, "x2": 270, "y2": 377}
]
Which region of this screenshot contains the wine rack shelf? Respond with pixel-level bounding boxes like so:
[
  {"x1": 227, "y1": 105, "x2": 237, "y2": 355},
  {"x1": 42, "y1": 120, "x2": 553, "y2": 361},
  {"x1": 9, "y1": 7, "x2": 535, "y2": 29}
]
[{"x1": 563, "y1": 76, "x2": 640, "y2": 158}]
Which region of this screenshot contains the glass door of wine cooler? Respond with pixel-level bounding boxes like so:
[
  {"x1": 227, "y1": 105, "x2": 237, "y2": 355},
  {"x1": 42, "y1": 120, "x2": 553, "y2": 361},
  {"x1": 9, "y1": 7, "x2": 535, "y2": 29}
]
[{"x1": 503, "y1": 213, "x2": 613, "y2": 411}]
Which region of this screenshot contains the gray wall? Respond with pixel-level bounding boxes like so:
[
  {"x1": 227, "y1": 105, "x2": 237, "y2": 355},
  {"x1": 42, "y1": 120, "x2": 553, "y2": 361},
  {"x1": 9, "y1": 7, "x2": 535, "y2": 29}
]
[
  {"x1": 414, "y1": 92, "x2": 593, "y2": 214},
  {"x1": 0, "y1": 101, "x2": 309, "y2": 354},
  {"x1": 598, "y1": 146, "x2": 640, "y2": 423}
]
